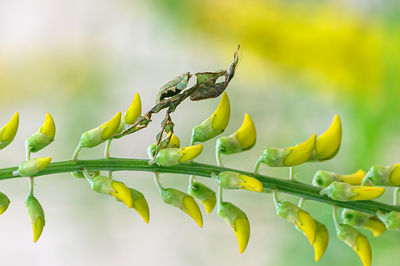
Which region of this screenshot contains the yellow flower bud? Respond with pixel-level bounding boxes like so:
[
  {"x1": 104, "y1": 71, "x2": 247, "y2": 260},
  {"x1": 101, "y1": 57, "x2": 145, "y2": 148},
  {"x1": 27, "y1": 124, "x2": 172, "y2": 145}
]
[
  {"x1": 188, "y1": 181, "x2": 216, "y2": 214},
  {"x1": 25, "y1": 195, "x2": 45, "y2": 243},
  {"x1": 0, "y1": 192, "x2": 10, "y2": 215},
  {"x1": 79, "y1": 112, "x2": 121, "y2": 148},
  {"x1": 25, "y1": 113, "x2": 56, "y2": 153},
  {"x1": 0, "y1": 112, "x2": 19, "y2": 150},
  {"x1": 110, "y1": 181, "x2": 134, "y2": 208},
  {"x1": 313, "y1": 114, "x2": 342, "y2": 161},
  {"x1": 155, "y1": 144, "x2": 203, "y2": 166},
  {"x1": 17, "y1": 157, "x2": 52, "y2": 177},
  {"x1": 313, "y1": 221, "x2": 329, "y2": 262},
  {"x1": 216, "y1": 171, "x2": 263, "y2": 192},
  {"x1": 161, "y1": 188, "x2": 203, "y2": 227},
  {"x1": 191, "y1": 92, "x2": 230, "y2": 142},
  {"x1": 123, "y1": 93, "x2": 142, "y2": 125},
  {"x1": 217, "y1": 202, "x2": 250, "y2": 254},
  {"x1": 320, "y1": 182, "x2": 384, "y2": 201},
  {"x1": 342, "y1": 209, "x2": 386, "y2": 237},
  {"x1": 216, "y1": 113, "x2": 256, "y2": 155},
  {"x1": 362, "y1": 163, "x2": 400, "y2": 186},
  {"x1": 129, "y1": 188, "x2": 150, "y2": 224},
  {"x1": 336, "y1": 224, "x2": 371, "y2": 266},
  {"x1": 313, "y1": 169, "x2": 365, "y2": 188}
]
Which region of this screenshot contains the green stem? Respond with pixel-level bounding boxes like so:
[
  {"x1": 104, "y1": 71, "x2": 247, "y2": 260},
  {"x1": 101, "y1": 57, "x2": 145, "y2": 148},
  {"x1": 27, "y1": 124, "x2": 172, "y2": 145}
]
[
  {"x1": 253, "y1": 157, "x2": 262, "y2": 175},
  {"x1": 1, "y1": 158, "x2": 399, "y2": 215},
  {"x1": 332, "y1": 206, "x2": 340, "y2": 230},
  {"x1": 289, "y1": 166, "x2": 294, "y2": 181},
  {"x1": 153, "y1": 172, "x2": 163, "y2": 192}
]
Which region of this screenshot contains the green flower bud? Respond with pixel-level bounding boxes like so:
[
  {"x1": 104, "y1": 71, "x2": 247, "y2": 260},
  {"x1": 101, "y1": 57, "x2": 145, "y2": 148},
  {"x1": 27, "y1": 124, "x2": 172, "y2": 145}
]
[
  {"x1": 129, "y1": 188, "x2": 150, "y2": 224},
  {"x1": 17, "y1": 157, "x2": 52, "y2": 177},
  {"x1": 313, "y1": 169, "x2": 366, "y2": 188},
  {"x1": 0, "y1": 192, "x2": 10, "y2": 215},
  {"x1": 320, "y1": 182, "x2": 384, "y2": 201},
  {"x1": 336, "y1": 224, "x2": 371, "y2": 266},
  {"x1": 25, "y1": 195, "x2": 45, "y2": 243},
  {"x1": 362, "y1": 164, "x2": 400, "y2": 186},
  {"x1": 215, "y1": 171, "x2": 263, "y2": 192},
  {"x1": 342, "y1": 209, "x2": 386, "y2": 237},
  {"x1": 25, "y1": 113, "x2": 55, "y2": 153},
  {"x1": 376, "y1": 211, "x2": 400, "y2": 231},
  {"x1": 188, "y1": 181, "x2": 216, "y2": 214},
  {"x1": 154, "y1": 144, "x2": 203, "y2": 166},
  {"x1": 0, "y1": 112, "x2": 19, "y2": 150},
  {"x1": 258, "y1": 148, "x2": 291, "y2": 167}
]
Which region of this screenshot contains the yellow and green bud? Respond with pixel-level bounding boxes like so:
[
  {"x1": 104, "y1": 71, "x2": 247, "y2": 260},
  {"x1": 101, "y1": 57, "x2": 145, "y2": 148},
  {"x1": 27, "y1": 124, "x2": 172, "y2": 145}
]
[
  {"x1": 275, "y1": 200, "x2": 317, "y2": 245},
  {"x1": 376, "y1": 211, "x2": 400, "y2": 231},
  {"x1": 0, "y1": 192, "x2": 10, "y2": 215},
  {"x1": 25, "y1": 113, "x2": 55, "y2": 153},
  {"x1": 191, "y1": 92, "x2": 230, "y2": 143},
  {"x1": 258, "y1": 134, "x2": 316, "y2": 167},
  {"x1": 123, "y1": 93, "x2": 142, "y2": 125},
  {"x1": 336, "y1": 224, "x2": 371, "y2": 266},
  {"x1": 215, "y1": 171, "x2": 263, "y2": 192},
  {"x1": 154, "y1": 144, "x2": 203, "y2": 166},
  {"x1": 362, "y1": 163, "x2": 400, "y2": 186},
  {"x1": 188, "y1": 181, "x2": 216, "y2": 214},
  {"x1": 128, "y1": 188, "x2": 150, "y2": 224},
  {"x1": 161, "y1": 188, "x2": 203, "y2": 227},
  {"x1": 0, "y1": 112, "x2": 19, "y2": 150},
  {"x1": 79, "y1": 112, "x2": 121, "y2": 148},
  {"x1": 216, "y1": 113, "x2": 256, "y2": 155},
  {"x1": 320, "y1": 182, "x2": 384, "y2": 201},
  {"x1": 313, "y1": 221, "x2": 329, "y2": 262},
  {"x1": 25, "y1": 195, "x2": 45, "y2": 243},
  {"x1": 342, "y1": 209, "x2": 386, "y2": 237},
  {"x1": 313, "y1": 169, "x2": 366, "y2": 188},
  {"x1": 310, "y1": 114, "x2": 342, "y2": 161},
  {"x1": 217, "y1": 201, "x2": 250, "y2": 254},
  {"x1": 147, "y1": 134, "x2": 181, "y2": 159},
  {"x1": 17, "y1": 157, "x2": 52, "y2": 177}
]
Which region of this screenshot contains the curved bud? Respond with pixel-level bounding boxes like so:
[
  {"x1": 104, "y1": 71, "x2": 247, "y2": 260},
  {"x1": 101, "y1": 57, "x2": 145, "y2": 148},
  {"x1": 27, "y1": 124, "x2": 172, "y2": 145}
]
[
  {"x1": 258, "y1": 134, "x2": 316, "y2": 167},
  {"x1": 336, "y1": 224, "x2": 371, "y2": 266},
  {"x1": 362, "y1": 164, "x2": 400, "y2": 186},
  {"x1": 123, "y1": 93, "x2": 142, "y2": 125},
  {"x1": 25, "y1": 195, "x2": 45, "y2": 243},
  {"x1": 216, "y1": 171, "x2": 263, "y2": 192},
  {"x1": 217, "y1": 201, "x2": 250, "y2": 254},
  {"x1": 216, "y1": 113, "x2": 256, "y2": 155},
  {"x1": 191, "y1": 92, "x2": 230, "y2": 143},
  {"x1": 320, "y1": 182, "x2": 384, "y2": 201},
  {"x1": 110, "y1": 181, "x2": 134, "y2": 208},
  {"x1": 188, "y1": 181, "x2": 216, "y2": 214},
  {"x1": 161, "y1": 188, "x2": 203, "y2": 227},
  {"x1": 376, "y1": 211, "x2": 400, "y2": 231},
  {"x1": 274, "y1": 200, "x2": 316, "y2": 245},
  {"x1": 17, "y1": 157, "x2": 52, "y2": 177},
  {"x1": 313, "y1": 114, "x2": 342, "y2": 161},
  {"x1": 79, "y1": 112, "x2": 121, "y2": 148},
  {"x1": 313, "y1": 221, "x2": 329, "y2": 262},
  {"x1": 129, "y1": 188, "x2": 150, "y2": 224},
  {"x1": 25, "y1": 113, "x2": 56, "y2": 153},
  {"x1": 168, "y1": 133, "x2": 180, "y2": 148},
  {"x1": 0, "y1": 192, "x2": 10, "y2": 215},
  {"x1": 155, "y1": 144, "x2": 203, "y2": 166},
  {"x1": 0, "y1": 112, "x2": 19, "y2": 150},
  {"x1": 342, "y1": 209, "x2": 386, "y2": 237},
  {"x1": 313, "y1": 169, "x2": 365, "y2": 188}
]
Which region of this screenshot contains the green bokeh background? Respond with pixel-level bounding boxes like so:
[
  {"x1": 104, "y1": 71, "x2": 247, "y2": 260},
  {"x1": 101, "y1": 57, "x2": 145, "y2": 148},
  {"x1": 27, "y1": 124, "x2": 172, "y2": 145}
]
[{"x1": 0, "y1": 0, "x2": 399, "y2": 265}]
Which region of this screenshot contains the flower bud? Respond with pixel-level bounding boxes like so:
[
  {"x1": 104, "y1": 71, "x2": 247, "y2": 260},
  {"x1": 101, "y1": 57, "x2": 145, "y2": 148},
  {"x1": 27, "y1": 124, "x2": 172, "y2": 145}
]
[
  {"x1": 129, "y1": 188, "x2": 150, "y2": 224},
  {"x1": 259, "y1": 134, "x2": 316, "y2": 167},
  {"x1": 215, "y1": 171, "x2": 263, "y2": 192},
  {"x1": 216, "y1": 113, "x2": 256, "y2": 155},
  {"x1": 79, "y1": 112, "x2": 121, "y2": 148},
  {"x1": 217, "y1": 201, "x2": 250, "y2": 254},
  {"x1": 71, "y1": 170, "x2": 100, "y2": 179},
  {"x1": 188, "y1": 181, "x2": 216, "y2": 214},
  {"x1": 336, "y1": 224, "x2": 371, "y2": 266},
  {"x1": 311, "y1": 114, "x2": 342, "y2": 161},
  {"x1": 362, "y1": 164, "x2": 400, "y2": 186},
  {"x1": 342, "y1": 209, "x2": 386, "y2": 237},
  {"x1": 147, "y1": 134, "x2": 181, "y2": 159},
  {"x1": 191, "y1": 92, "x2": 230, "y2": 143},
  {"x1": 17, "y1": 157, "x2": 52, "y2": 177},
  {"x1": 275, "y1": 200, "x2": 316, "y2": 245},
  {"x1": 313, "y1": 221, "x2": 329, "y2": 262},
  {"x1": 25, "y1": 195, "x2": 45, "y2": 242},
  {"x1": 320, "y1": 182, "x2": 384, "y2": 201},
  {"x1": 376, "y1": 211, "x2": 400, "y2": 231},
  {"x1": 25, "y1": 113, "x2": 55, "y2": 153},
  {"x1": 0, "y1": 112, "x2": 19, "y2": 150},
  {"x1": 161, "y1": 188, "x2": 203, "y2": 227},
  {"x1": 0, "y1": 192, "x2": 10, "y2": 215},
  {"x1": 154, "y1": 144, "x2": 203, "y2": 166},
  {"x1": 313, "y1": 169, "x2": 365, "y2": 188},
  {"x1": 123, "y1": 93, "x2": 142, "y2": 125}
]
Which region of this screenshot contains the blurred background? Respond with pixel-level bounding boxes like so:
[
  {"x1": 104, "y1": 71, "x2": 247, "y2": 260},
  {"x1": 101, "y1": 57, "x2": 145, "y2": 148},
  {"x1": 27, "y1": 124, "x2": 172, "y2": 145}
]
[{"x1": 0, "y1": 0, "x2": 399, "y2": 265}]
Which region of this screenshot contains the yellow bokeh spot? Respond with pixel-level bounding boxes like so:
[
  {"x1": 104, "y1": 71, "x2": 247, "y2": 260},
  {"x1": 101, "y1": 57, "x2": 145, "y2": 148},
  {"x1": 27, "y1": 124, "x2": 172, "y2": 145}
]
[
  {"x1": 284, "y1": 134, "x2": 316, "y2": 166},
  {"x1": 233, "y1": 113, "x2": 256, "y2": 150}
]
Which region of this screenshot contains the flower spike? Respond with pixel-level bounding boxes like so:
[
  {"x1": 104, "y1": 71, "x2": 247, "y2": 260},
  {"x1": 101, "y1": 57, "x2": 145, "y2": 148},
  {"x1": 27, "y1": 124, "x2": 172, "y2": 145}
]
[
  {"x1": 216, "y1": 113, "x2": 256, "y2": 155},
  {"x1": 17, "y1": 157, "x2": 52, "y2": 177},
  {"x1": 215, "y1": 171, "x2": 263, "y2": 192},
  {"x1": 313, "y1": 169, "x2": 366, "y2": 188},
  {"x1": 312, "y1": 114, "x2": 342, "y2": 161},
  {"x1": 188, "y1": 182, "x2": 216, "y2": 214},
  {"x1": 0, "y1": 192, "x2": 10, "y2": 215},
  {"x1": 192, "y1": 92, "x2": 230, "y2": 143},
  {"x1": 154, "y1": 144, "x2": 203, "y2": 166},
  {"x1": 25, "y1": 195, "x2": 45, "y2": 243},
  {"x1": 25, "y1": 113, "x2": 56, "y2": 153},
  {"x1": 217, "y1": 202, "x2": 250, "y2": 254},
  {"x1": 342, "y1": 209, "x2": 386, "y2": 237},
  {"x1": 161, "y1": 188, "x2": 203, "y2": 227},
  {"x1": 320, "y1": 182, "x2": 384, "y2": 201},
  {"x1": 0, "y1": 112, "x2": 19, "y2": 150}
]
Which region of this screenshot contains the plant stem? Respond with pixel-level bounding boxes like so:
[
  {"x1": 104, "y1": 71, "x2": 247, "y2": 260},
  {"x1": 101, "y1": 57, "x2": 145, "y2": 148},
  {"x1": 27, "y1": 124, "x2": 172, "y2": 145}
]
[{"x1": 1, "y1": 158, "x2": 399, "y2": 215}]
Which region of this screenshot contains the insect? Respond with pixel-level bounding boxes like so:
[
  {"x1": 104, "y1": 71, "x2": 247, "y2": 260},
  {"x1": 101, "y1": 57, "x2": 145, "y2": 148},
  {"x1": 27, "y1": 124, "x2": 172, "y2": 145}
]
[{"x1": 156, "y1": 72, "x2": 191, "y2": 103}]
